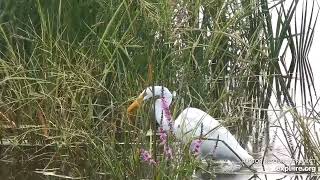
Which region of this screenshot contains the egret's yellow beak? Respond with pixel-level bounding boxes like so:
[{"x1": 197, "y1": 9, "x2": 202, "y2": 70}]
[{"x1": 127, "y1": 94, "x2": 144, "y2": 122}]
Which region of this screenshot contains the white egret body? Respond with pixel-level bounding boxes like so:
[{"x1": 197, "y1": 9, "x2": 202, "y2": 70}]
[
  {"x1": 174, "y1": 107, "x2": 253, "y2": 165},
  {"x1": 127, "y1": 86, "x2": 254, "y2": 167}
]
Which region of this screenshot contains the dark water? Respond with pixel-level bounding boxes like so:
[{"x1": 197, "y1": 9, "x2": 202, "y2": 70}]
[{"x1": 0, "y1": 161, "x2": 45, "y2": 180}]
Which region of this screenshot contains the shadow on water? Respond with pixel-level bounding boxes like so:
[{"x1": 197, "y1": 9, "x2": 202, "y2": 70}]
[
  {"x1": 0, "y1": 142, "x2": 91, "y2": 180},
  {"x1": 0, "y1": 162, "x2": 47, "y2": 180}
]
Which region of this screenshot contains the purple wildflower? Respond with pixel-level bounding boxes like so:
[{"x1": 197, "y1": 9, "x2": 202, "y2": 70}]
[
  {"x1": 140, "y1": 98, "x2": 174, "y2": 163},
  {"x1": 159, "y1": 127, "x2": 173, "y2": 159},
  {"x1": 159, "y1": 128, "x2": 167, "y2": 145},
  {"x1": 161, "y1": 97, "x2": 173, "y2": 129},
  {"x1": 140, "y1": 149, "x2": 157, "y2": 165},
  {"x1": 164, "y1": 144, "x2": 173, "y2": 159},
  {"x1": 191, "y1": 139, "x2": 203, "y2": 156}
]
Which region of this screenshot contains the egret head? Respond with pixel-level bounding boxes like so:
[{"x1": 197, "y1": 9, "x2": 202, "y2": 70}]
[{"x1": 127, "y1": 86, "x2": 173, "y2": 121}]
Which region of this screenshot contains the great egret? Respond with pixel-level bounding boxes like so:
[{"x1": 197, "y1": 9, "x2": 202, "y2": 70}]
[{"x1": 127, "y1": 86, "x2": 254, "y2": 168}]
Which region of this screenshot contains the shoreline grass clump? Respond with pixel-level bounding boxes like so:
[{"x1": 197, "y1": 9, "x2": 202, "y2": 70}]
[{"x1": 0, "y1": 0, "x2": 319, "y2": 179}]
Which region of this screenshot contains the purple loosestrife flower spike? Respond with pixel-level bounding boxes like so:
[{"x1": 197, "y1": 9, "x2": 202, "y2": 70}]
[
  {"x1": 140, "y1": 149, "x2": 157, "y2": 165},
  {"x1": 164, "y1": 144, "x2": 173, "y2": 159},
  {"x1": 161, "y1": 97, "x2": 173, "y2": 128},
  {"x1": 191, "y1": 139, "x2": 203, "y2": 156},
  {"x1": 159, "y1": 96, "x2": 174, "y2": 160},
  {"x1": 159, "y1": 128, "x2": 167, "y2": 145},
  {"x1": 159, "y1": 127, "x2": 173, "y2": 159}
]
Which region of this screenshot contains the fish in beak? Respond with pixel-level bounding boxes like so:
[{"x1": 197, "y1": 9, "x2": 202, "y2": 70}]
[{"x1": 127, "y1": 94, "x2": 144, "y2": 122}]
